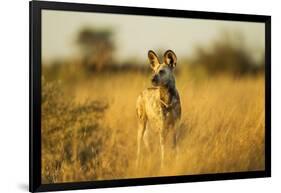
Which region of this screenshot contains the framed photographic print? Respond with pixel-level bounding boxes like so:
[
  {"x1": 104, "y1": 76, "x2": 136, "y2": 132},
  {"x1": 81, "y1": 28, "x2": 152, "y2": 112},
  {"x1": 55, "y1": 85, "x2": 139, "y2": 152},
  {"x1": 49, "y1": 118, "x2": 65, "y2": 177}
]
[{"x1": 30, "y1": 0, "x2": 271, "y2": 192}]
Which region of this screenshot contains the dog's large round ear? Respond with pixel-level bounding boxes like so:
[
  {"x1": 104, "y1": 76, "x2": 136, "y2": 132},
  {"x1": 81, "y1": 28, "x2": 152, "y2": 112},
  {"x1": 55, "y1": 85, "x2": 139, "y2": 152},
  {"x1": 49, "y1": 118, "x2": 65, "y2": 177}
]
[
  {"x1": 164, "y1": 50, "x2": 177, "y2": 69},
  {"x1": 148, "y1": 50, "x2": 159, "y2": 69}
]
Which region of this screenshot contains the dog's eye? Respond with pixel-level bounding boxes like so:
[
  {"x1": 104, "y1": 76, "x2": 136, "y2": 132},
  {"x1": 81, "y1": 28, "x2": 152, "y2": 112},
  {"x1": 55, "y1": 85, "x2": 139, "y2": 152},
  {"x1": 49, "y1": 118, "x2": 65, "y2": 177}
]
[{"x1": 159, "y1": 70, "x2": 165, "y2": 75}]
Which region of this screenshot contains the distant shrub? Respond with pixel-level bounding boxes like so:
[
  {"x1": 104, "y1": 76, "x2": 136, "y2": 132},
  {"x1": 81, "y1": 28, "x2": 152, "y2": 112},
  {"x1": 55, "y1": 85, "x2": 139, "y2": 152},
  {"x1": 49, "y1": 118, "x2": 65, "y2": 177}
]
[{"x1": 191, "y1": 32, "x2": 264, "y2": 77}]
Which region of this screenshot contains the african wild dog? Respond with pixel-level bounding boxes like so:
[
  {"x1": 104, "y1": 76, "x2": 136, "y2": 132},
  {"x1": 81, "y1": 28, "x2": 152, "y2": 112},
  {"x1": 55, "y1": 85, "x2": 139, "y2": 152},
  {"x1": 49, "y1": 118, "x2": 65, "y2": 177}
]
[{"x1": 136, "y1": 50, "x2": 181, "y2": 169}]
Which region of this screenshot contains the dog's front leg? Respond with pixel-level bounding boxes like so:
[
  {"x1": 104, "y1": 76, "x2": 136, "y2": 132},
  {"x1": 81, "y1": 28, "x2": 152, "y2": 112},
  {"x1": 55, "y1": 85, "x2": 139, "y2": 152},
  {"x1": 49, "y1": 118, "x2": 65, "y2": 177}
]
[
  {"x1": 159, "y1": 132, "x2": 164, "y2": 170},
  {"x1": 136, "y1": 121, "x2": 146, "y2": 168},
  {"x1": 159, "y1": 128, "x2": 167, "y2": 170}
]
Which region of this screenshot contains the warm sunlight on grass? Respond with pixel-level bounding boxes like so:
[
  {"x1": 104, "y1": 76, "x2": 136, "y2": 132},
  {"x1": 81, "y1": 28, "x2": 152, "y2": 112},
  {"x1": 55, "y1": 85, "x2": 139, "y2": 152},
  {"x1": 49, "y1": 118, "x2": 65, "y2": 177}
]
[{"x1": 41, "y1": 69, "x2": 265, "y2": 183}]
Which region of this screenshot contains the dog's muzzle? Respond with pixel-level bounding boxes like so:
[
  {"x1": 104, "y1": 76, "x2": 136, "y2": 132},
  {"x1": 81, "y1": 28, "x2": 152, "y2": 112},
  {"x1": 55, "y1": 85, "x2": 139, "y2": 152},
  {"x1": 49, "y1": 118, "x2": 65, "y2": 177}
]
[{"x1": 151, "y1": 75, "x2": 159, "y2": 86}]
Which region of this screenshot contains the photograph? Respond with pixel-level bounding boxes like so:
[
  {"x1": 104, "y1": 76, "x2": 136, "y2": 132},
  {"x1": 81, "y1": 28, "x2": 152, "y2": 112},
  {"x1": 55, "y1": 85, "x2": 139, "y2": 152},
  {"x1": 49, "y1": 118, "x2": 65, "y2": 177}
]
[{"x1": 41, "y1": 9, "x2": 265, "y2": 184}]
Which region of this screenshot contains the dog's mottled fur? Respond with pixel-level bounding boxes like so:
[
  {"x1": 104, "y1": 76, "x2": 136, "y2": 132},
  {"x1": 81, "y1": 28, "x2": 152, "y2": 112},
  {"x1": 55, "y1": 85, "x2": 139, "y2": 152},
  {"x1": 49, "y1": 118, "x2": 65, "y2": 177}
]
[{"x1": 136, "y1": 50, "x2": 181, "y2": 168}]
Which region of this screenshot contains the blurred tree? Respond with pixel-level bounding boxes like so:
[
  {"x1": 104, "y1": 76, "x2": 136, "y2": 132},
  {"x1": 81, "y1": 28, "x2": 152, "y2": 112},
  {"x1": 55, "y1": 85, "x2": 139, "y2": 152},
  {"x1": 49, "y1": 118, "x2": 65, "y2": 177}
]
[{"x1": 77, "y1": 27, "x2": 115, "y2": 71}]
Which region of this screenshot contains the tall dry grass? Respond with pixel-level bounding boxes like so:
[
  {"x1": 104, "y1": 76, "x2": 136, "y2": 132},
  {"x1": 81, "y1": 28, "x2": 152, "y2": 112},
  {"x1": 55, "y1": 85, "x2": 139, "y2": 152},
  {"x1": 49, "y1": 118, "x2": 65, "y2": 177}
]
[{"x1": 41, "y1": 69, "x2": 265, "y2": 183}]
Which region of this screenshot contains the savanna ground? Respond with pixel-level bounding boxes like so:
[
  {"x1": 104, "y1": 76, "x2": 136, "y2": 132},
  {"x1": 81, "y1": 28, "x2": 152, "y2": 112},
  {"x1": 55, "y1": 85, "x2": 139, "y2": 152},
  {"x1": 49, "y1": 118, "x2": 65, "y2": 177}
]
[{"x1": 41, "y1": 67, "x2": 265, "y2": 183}]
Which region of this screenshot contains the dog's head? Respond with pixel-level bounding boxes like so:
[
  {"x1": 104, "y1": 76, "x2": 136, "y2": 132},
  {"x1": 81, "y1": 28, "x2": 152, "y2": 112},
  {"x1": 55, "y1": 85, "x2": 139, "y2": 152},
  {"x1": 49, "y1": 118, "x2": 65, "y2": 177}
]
[{"x1": 148, "y1": 50, "x2": 177, "y2": 87}]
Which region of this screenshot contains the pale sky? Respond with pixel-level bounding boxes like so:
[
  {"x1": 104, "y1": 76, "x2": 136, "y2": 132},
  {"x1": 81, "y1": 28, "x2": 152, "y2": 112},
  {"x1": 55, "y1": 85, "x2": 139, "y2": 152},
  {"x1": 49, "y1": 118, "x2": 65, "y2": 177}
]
[{"x1": 42, "y1": 10, "x2": 265, "y2": 64}]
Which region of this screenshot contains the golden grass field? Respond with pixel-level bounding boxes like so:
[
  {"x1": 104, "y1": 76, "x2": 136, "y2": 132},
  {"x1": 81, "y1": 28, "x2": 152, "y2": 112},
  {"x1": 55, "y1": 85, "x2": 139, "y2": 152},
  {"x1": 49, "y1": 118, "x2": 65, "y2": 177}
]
[{"x1": 41, "y1": 68, "x2": 265, "y2": 183}]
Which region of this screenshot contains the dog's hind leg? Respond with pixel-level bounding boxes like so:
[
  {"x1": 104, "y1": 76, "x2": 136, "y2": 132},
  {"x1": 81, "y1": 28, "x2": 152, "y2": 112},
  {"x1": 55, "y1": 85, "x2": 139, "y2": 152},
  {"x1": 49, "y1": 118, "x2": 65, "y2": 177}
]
[{"x1": 173, "y1": 129, "x2": 179, "y2": 162}]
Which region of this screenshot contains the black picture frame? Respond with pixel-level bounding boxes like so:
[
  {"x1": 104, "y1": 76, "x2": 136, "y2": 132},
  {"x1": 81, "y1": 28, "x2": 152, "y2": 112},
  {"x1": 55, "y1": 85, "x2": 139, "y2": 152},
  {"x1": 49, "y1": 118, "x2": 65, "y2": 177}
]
[{"x1": 29, "y1": 0, "x2": 271, "y2": 192}]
